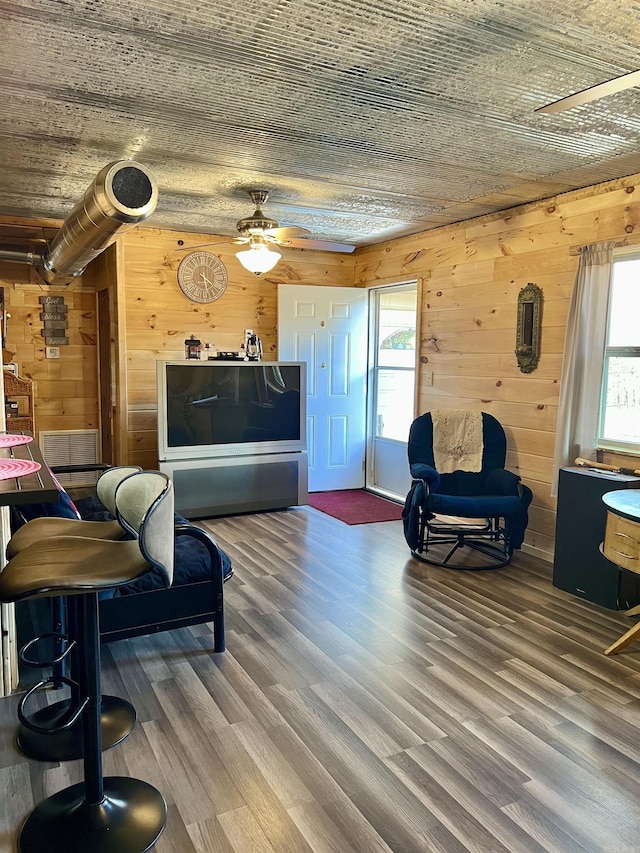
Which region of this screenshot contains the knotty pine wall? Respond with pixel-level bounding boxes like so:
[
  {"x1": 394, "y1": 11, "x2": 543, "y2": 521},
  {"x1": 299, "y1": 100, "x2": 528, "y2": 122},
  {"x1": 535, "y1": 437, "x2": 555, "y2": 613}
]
[
  {"x1": 3, "y1": 172, "x2": 640, "y2": 561},
  {"x1": 355, "y1": 174, "x2": 640, "y2": 560},
  {"x1": 0, "y1": 255, "x2": 99, "y2": 436},
  {"x1": 120, "y1": 227, "x2": 354, "y2": 469}
]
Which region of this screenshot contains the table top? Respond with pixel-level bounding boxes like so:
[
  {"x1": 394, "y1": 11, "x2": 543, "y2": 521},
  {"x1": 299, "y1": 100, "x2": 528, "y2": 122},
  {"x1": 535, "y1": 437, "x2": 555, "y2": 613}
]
[
  {"x1": 602, "y1": 489, "x2": 640, "y2": 523},
  {"x1": 0, "y1": 436, "x2": 58, "y2": 506}
]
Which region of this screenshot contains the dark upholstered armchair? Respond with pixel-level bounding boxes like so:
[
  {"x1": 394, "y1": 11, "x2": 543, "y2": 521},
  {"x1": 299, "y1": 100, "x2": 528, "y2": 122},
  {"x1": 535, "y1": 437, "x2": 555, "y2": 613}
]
[{"x1": 403, "y1": 410, "x2": 532, "y2": 569}]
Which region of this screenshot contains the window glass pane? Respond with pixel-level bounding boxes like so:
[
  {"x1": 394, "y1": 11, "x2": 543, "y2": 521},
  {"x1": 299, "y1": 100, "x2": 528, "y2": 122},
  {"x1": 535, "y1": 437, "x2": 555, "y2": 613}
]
[
  {"x1": 608, "y1": 259, "x2": 640, "y2": 346},
  {"x1": 375, "y1": 368, "x2": 415, "y2": 441},
  {"x1": 378, "y1": 289, "x2": 417, "y2": 368},
  {"x1": 601, "y1": 357, "x2": 640, "y2": 444}
]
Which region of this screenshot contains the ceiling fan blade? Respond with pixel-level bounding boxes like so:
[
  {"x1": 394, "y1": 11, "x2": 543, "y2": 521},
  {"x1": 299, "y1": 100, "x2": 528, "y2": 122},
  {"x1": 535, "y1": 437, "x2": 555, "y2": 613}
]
[
  {"x1": 174, "y1": 239, "x2": 228, "y2": 252},
  {"x1": 535, "y1": 69, "x2": 640, "y2": 114},
  {"x1": 284, "y1": 237, "x2": 356, "y2": 253},
  {"x1": 268, "y1": 226, "x2": 311, "y2": 240}
]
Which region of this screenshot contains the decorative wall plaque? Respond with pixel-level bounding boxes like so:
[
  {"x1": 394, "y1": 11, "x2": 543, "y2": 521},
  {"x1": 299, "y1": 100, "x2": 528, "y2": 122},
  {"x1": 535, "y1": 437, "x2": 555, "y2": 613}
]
[
  {"x1": 515, "y1": 282, "x2": 543, "y2": 373},
  {"x1": 39, "y1": 295, "x2": 69, "y2": 345}
]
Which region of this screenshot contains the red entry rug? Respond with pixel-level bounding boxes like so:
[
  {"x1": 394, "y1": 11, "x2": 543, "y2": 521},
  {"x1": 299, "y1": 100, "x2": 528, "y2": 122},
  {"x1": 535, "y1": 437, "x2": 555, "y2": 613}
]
[{"x1": 308, "y1": 489, "x2": 403, "y2": 525}]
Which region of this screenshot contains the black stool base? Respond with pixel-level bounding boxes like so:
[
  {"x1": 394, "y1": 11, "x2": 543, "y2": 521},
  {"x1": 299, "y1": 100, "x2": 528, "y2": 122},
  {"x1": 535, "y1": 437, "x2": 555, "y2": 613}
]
[
  {"x1": 16, "y1": 695, "x2": 136, "y2": 762},
  {"x1": 18, "y1": 776, "x2": 167, "y2": 853}
]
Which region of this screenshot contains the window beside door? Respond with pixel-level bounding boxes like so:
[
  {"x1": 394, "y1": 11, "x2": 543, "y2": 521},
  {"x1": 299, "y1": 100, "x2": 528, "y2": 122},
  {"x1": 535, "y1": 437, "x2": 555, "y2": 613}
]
[
  {"x1": 598, "y1": 253, "x2": 640, "y2": 453},
  {"x1": 367, "y1": 283, "x2": 418, "y2": 501},
  {"x1": 375, "y1": 291, "x2": 417, "y2": 442}
]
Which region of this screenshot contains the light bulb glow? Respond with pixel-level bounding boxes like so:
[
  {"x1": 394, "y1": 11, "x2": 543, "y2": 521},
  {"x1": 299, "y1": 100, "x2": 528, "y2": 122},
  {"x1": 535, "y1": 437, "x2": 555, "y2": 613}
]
[{"x1": 235, "y1": 244, "x2": 281, "y2": 275}]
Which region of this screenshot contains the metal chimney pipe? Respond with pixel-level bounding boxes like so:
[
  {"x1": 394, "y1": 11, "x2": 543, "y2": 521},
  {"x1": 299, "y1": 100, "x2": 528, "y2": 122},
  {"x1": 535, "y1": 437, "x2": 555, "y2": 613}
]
[
  {"x1": 0, "y1": 247, "x2": 42, "y2": 266},
  {"x1": 33, "y1": 160, "x2": 158, "y2": 286}
]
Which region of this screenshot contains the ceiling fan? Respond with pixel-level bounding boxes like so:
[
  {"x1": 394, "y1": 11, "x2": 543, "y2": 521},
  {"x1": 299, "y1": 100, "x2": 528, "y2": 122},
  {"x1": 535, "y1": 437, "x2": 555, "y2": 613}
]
[
  {"x1": 177, "y1": 189, "x2": 356, "y2": 271},
  {"x1": 535, "y1": 68, "x2": 640, "y2": 114},
  {"x1": 233, "y1": 189, "x2": 355, "y2": 253}
]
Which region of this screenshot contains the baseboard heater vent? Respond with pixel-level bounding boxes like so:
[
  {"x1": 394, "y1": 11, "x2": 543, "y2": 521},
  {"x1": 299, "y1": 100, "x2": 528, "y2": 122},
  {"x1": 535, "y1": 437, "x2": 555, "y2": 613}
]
[{"x1": 38, "y1": 429, "x2": 100, "y2": 487}]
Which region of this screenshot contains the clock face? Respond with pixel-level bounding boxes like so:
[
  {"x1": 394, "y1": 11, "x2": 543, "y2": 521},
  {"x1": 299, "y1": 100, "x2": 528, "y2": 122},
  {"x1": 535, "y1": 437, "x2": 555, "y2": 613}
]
[{"x1": 177, "y1": 251, "x2": 228, "y2": 303}]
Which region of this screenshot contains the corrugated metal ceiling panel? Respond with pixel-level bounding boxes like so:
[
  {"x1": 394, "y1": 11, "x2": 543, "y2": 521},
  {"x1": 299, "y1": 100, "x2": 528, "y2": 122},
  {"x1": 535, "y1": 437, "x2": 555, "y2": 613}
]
[{"x1": 1, "y1": 0, "x2": 640, "y2": 246}]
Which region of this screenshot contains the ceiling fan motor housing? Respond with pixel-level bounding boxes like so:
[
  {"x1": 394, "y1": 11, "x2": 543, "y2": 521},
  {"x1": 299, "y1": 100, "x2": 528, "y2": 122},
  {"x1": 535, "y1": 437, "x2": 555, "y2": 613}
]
[
  {"x1": 236, "y1": 188, "x2": 279, "y2": 235},
  {"x1": 236, "y1": 210, "x2": 279, "y2": 235}
]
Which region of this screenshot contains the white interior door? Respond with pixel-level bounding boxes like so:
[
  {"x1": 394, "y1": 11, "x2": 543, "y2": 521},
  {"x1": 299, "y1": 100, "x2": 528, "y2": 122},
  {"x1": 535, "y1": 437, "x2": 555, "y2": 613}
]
[{"x1": 278, "y1": 285, "x2": 368, "y2": 491}]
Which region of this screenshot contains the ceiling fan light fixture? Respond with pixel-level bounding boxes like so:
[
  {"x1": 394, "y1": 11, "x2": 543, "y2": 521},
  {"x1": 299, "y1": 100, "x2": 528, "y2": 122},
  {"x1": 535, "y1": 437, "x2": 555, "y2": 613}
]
[{"x1": 235, "y1": 242, "x2": 281, "y2": 275}]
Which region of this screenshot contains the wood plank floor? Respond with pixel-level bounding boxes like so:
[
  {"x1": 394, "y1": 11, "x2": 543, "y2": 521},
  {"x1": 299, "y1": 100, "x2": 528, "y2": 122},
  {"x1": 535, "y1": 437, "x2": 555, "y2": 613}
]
[{"x1": 2, "y1": 506, "x2": 640, "y2": 852}]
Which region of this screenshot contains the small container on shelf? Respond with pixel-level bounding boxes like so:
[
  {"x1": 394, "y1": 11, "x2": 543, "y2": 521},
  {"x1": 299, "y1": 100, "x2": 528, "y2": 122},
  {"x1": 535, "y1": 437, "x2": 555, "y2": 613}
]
[{"x1": 184, "y1": 335, "x2": 202, "y2": 360}]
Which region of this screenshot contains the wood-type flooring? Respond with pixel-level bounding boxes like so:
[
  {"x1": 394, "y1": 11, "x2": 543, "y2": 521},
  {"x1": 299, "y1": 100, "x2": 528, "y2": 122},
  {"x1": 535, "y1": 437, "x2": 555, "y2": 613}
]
[{"x1": 1, "y1": 506, "x2": 640, "y2": 852}]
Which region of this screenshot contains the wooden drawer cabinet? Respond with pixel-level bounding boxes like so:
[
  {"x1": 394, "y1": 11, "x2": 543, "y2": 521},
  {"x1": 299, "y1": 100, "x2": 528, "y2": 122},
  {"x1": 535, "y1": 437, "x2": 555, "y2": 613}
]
[{"x1": 604, "y1": 511, "x2": 640, "y2": 573}]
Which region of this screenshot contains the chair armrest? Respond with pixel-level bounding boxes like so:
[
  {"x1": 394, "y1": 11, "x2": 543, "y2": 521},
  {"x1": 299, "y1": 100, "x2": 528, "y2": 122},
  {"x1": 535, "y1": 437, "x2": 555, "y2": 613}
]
[
  {"x1": 175, "y1": 524, "x2": 234, "y2": 583},
  {"x1": 484, "y1": 468, "x2": 520, "y2": 495},
  {"x1": 410, "y1": 463, "x2": 441, "y2": 491}
]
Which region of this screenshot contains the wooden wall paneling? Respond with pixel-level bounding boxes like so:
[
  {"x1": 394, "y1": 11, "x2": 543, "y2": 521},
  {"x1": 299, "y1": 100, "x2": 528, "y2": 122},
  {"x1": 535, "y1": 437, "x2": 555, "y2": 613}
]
[
  {"x1": 421, "y1": 374, "x2": 560, "y2": 407},
  {"x1": 97, "y1": 288, "x2": 112, "y2": 463},
  {"x1": 599, "y1": 449, "x2": 640, "y2": 471},
  {"x1": 86, "y1": 244, "x2": 121, "y2": 465},
  {"x1": 358, "y1": 172, "x2": 640, "y2": 560},
  {"x1": 121, "y1": 228, "x2": 354, "y2": 468},
  {"x1": 419, "y1": 326, "x2": 567, "y2": 360},
  {"x1": 414, "y1": 277, "x2": 424, "y2": 420},
  {"x1": 5, "y1": 171, "x2": 640, "y2": 562},
  {"x1": 0, "y1": 258, "x2": 100, "y2": 439},
  {"x1": 505, "y1": 450, "x2": 554, "y2": 484},
  {"x1": 426, "y1": 276, "x2": 573, "y2": 313},
  {"x1": 423, "y1": 352, "x2": 564, "y2": 382},
  {"x1": 111, "y1": 241, "x2": 129, "y2": 465}
]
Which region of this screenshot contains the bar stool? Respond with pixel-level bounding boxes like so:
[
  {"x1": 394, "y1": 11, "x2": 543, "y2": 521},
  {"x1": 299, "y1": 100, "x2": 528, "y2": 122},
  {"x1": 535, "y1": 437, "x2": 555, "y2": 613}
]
[
  {"x1": 9, "y1": 466, "x2": 142, "y2": 763},
  {"x1": 0, "y1": 470, "x2": 174, "y2": 853},
  {"x1": 7, "y1": 465, "x2": 142, "y2": 559}
]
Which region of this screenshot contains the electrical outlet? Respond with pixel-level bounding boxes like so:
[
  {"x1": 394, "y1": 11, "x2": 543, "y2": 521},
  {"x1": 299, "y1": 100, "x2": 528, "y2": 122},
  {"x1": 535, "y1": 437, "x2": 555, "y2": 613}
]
[
  {"x1": 45, "y1": 346, "x2": 60, "y2": 359},
  {"x1": 424, "y1": 371, "x2": 434, "y2": 387}
]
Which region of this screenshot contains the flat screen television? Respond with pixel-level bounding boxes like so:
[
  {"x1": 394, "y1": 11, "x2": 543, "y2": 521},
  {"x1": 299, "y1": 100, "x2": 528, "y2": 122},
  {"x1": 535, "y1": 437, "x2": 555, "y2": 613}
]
[{"x1": 157, "y1": 360, "x2": 307, "y2": 462}]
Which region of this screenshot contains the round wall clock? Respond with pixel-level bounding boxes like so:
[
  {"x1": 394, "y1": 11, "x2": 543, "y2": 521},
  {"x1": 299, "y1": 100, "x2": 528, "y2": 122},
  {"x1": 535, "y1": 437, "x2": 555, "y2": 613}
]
[{"x1": 177, "y1": 251, "x2": 228, "y2": 303}]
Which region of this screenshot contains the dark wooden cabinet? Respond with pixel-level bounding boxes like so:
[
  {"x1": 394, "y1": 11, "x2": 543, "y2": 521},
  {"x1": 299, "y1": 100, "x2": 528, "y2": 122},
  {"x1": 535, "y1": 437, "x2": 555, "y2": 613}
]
[{"x1": 553, "y1": 466, "x2": 640, "y2": 609}]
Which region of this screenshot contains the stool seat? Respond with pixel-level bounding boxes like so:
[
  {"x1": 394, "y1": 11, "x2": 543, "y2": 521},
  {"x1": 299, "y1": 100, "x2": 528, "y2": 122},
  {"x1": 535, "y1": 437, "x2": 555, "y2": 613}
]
[
  {"x1": 7, "y1": 517, "x2": 123, "y2": 560},
  {"x1": 0, "y1": 536, "x2": 159, "y2": 602},
  {"x1": 7, "y1": 465, "x2": 142, "y2": 562}
]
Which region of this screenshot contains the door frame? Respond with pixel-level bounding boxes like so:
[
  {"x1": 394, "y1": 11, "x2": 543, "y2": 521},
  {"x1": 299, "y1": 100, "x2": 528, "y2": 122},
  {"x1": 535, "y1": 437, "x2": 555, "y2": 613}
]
[{"x1": 365, "y1": 279, "x2": 421, "y2": 499}]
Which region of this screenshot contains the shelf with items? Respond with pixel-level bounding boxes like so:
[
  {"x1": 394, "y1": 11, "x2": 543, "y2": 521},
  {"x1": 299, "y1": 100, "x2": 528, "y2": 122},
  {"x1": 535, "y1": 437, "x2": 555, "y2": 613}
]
[{"x1": 3, "y1": 371, "x2": 35, "y2": 436}]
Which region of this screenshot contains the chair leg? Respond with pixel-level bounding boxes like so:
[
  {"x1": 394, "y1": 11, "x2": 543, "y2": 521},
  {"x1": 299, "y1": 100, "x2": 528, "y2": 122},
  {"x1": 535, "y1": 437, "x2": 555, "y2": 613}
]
[
  {"x1": 213, "y1": 592, "x2": 225, "y2": 652},
  {"x1": 17, "y1": 595, "x2": 137, "y2": 763},
  {"x1": 50, "y1": 596, "x2": 67, "y2": 688},
  {"x1": 17, "y1": 592, "x2": 167, "y2": 853},
  {"x1": 604, "y1": 619, "x2": 640, "y2": 656}
]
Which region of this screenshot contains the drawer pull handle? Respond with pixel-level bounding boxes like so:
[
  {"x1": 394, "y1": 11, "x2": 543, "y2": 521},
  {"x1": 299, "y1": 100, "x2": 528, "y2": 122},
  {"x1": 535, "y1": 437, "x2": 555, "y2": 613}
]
[
  {"x1": 611, "y1": 547, "x2": 638, "y2": 560},
  {"x1": 612, "y1": 532, "x2": 638, "y2": 560},
  {"x1": 614, "y1": 532, "x2": 637, "y2": 544}
]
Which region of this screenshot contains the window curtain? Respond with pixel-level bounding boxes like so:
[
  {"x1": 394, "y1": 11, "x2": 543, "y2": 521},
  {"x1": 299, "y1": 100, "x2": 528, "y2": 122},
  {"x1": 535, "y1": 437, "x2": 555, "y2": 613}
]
[{"x1": 551, "y1": 241, "x2": 614, "y2": 496}]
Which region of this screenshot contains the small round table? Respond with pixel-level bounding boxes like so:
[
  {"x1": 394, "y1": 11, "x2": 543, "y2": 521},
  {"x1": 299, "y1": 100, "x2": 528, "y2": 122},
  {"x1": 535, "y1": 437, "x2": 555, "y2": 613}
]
[{"x1": 602, "y1": 489, "x2": 640, "y2": 655}]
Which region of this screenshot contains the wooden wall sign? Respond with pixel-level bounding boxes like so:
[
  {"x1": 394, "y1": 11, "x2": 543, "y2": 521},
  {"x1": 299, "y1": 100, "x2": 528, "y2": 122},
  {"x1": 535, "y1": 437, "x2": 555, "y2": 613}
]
[{"x1": 39, "y1": 295, "x2": 69, "y2": 346}]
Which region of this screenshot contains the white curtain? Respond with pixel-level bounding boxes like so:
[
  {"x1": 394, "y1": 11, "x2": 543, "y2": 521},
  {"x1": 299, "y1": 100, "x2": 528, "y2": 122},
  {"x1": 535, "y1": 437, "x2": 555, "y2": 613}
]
[{"x1": 551, "y1": 241, "x2": 614, "y2": 496}]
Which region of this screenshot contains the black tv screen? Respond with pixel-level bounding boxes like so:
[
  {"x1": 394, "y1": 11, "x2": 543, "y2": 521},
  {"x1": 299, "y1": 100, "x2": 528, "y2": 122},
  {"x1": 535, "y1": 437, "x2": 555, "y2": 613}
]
[{"x1": 157, "y1": 361, "x2": 306, "y2": 460}]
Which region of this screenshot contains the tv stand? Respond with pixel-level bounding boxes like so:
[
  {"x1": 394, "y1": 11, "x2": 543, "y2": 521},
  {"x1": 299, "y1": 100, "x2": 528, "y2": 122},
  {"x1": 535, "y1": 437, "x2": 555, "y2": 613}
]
[{"x1": 159, "y1": 452, "x2": 308, "y2": 518}]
